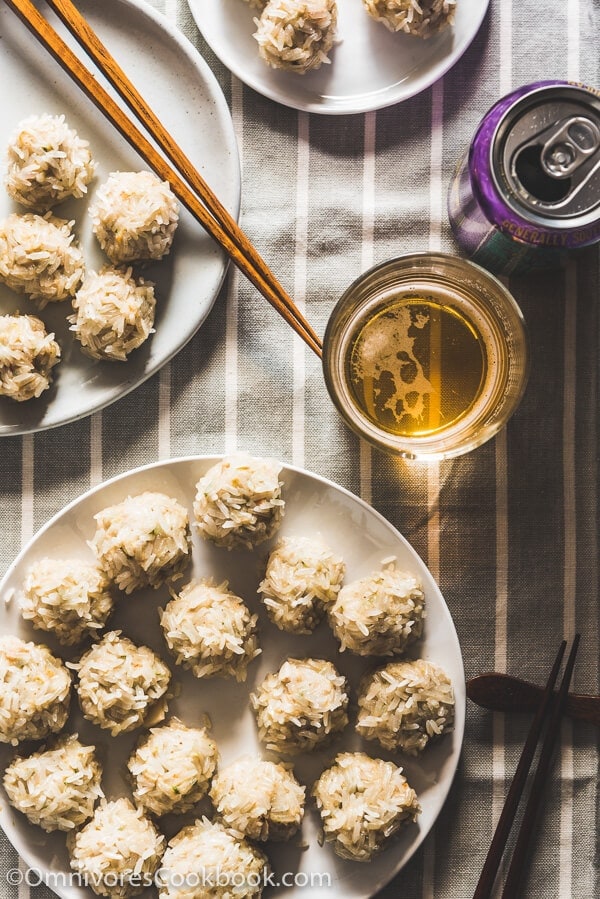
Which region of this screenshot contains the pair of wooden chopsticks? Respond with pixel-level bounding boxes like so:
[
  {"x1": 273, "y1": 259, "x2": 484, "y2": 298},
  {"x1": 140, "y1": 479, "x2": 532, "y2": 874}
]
[
  {"x1": 473, "y1": 635, "x2": 581, "y2": 899},
  {"x1": 3, "y1": 0, "x2": 323, "y2": 358}
]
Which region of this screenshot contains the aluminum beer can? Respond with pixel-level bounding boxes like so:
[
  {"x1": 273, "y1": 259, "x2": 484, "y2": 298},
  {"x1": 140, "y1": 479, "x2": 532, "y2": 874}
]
[{"x1": 448, "y1": 81, "x2": 600, "y2": 274}]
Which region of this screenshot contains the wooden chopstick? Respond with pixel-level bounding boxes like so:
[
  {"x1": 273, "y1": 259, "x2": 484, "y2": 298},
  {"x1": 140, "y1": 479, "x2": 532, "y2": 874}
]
[
  {"x1": 2, "y1": 0, "x2": 323, "y2": 359},
  {"x1": 44, "y1": 0, "x2": 323, "y2": 358},
  {"x1": 500, "y1": 634, "x2": 580, "y2": 898},
  {"x1": 473, "y1": 636, "x2": 580, "y2": 899},
  {"x1": 472, "y1": 641, "x2": 566, "y2": 899}
]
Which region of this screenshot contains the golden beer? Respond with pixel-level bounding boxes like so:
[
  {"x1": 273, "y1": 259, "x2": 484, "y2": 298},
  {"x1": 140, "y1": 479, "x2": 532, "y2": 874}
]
[{"x1": 323, "y1": 254, "x2": 529, "y2": 460}]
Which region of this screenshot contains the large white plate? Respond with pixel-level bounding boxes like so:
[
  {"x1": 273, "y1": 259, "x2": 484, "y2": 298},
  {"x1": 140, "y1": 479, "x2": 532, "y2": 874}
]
[
  {"x1": 0, "y1": 457, "x2": 464, "y2": 898},
  {"x1": 0, "y1": 0, "x2": 240, "y2": 435},
  {"x1": 189, "y1": 0, "x2": 490, "y2": 115}
]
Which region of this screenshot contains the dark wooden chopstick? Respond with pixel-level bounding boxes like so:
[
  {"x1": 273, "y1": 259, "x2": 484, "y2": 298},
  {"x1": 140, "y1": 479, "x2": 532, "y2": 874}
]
[
  {"x1": 500, "y1": 634, "x2": 580, "y2": 898},
  {"x1": 2, "y1": 0, "x2": 323, "y2": 358},
  {"x1": 473, "y1": 634, "x2": 580, "y2": 899},
  {"x1": 472, "y1": 640, "x2": 567, "y2": 899}
]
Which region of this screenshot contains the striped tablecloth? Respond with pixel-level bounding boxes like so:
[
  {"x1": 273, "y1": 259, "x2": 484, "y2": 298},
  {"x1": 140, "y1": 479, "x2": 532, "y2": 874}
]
[{"x1": 1, "y1": 1, "x2": 598, "y2": 897}]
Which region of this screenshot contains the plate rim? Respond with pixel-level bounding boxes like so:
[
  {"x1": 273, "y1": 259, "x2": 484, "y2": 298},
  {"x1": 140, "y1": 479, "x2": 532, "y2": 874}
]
[
  {"x1": 0, "y1": 454, "x2": 465, "y2": 898},
  {"x1": 0, "y1": 0, "x2": 241, "y2": 436},
  {"x1": 188, "y1": 0, "x2": 491, "y2": 115}
]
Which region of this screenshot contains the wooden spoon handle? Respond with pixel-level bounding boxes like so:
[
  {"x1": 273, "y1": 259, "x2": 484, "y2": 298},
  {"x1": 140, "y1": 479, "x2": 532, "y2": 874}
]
[{"x1": 466, "y1": 673, "x2": 600, "y2": 726}]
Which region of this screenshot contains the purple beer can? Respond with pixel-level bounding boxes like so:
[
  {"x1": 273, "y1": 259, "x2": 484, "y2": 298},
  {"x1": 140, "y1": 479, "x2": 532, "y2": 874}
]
[{"x1": 448, "y1": 81, "x2": 600, "y2": 274}]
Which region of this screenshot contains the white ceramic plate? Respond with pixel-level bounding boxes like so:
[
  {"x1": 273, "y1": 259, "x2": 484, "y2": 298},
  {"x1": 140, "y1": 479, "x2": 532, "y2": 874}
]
[
  {"x1": 189, "y1": 0, "x2": 490, "y2": 115},
  {"x1": 0, "y1": 457, "x2": 464, "y2": 899},
  {"x1": 0, "y1": 0, "x2": 240, "y2": 436}
]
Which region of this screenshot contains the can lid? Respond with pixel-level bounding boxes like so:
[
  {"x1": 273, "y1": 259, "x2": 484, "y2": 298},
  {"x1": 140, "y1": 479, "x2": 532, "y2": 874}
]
[{"x1": 493, "y1": 85, "x2": 600, "y2": 227}]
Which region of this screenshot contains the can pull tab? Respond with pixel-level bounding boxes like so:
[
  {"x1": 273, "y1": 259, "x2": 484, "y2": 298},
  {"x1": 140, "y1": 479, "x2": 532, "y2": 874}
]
[{"x1": 541, "y1": 116, "x2": 600, "y2": 178}]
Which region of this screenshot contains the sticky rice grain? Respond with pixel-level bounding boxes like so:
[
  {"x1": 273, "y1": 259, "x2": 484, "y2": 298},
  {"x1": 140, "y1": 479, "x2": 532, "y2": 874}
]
[
  {"x1": 158, "y1": 817, "x2": 268, "y2": 899},
  {"x1": 0, "y1": 313, "x2": 60, "y2": 402},
  {"x1": 328, "y1": 564, "x2": 425, "y2": 656},
  {"x1": 73, "y1": 631, "x2": 171, "y2": 736},
  {"x1": 313, "y1": 752, "x2": 420, "y2": 861},
  {"x1": 210, "y1": 755, "x2": 305, "y2": 841},
  {"x1": 254, "y1": 0, "x2": 338, "y2": 74},
  {"x1": 90, "y1": 491, "x2": 191, "y2": 594},
  {"x1": 356, "y1": 659, "x2": 455, "y2": 754},
  {"x1": 0, "y1": 213, "x2": 84, "y2": 305},
  {"x1": 0, "y1": 635, "x2": 71, "y2": 745},
  {"x1": 68, "y1": 797, "x2": 164, "y2": 898},
  {"x1": 362, "y1": 0, "x2": 456, "y2": 37},
  {"x1": 3, "y1": 734, "x2": 103, "y2": 832},
  {"x1": 128, "y1": 717, "x2": 218, "y2": 816},
  {"x1": 20, "y1": 557, "x2": 113, "y2": 645},
  {"x1": 70, "y1": 266, "x2": 155, "y2": 362},
  {"x1": 89, "y1": 171, "x2": 179, "y2": 263},
  {"x1": 160, "y1": 578, "x2": 260, "y2": 682},
  {"x1": 5, "y1": 113, "x2": 95, "y2": 211},
  {"x1": 251, "y1": 657, "x2": 348, "y2": 754},
  {"x1": 193, "y1": 454, "x2": 284, "y2": 550},
  {"x1": 259, "y1": 534, "x2": 345, "y2": 633}
]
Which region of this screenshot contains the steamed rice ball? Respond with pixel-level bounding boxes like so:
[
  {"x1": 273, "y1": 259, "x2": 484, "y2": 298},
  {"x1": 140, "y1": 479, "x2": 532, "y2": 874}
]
[
  {"x1": 259, "y1": 534, "x2": 345, "y2": 633},
  {"x1": 312, "y1": 752, "x2": 420, "y2": 862},
  {"x1": 20, "y1": 557, "x2": 113, "y2": 645},
  {"x1": 193, "y1": 454, "x2": 284, "y2": 550},
  {"x1": 3, "y1": 734, "x2": 103, "y2": 832},
  {"x1": 251, "y1": 658, "x2": 348, "y2": 754},
  {"x1": 5, "y1": 113, "x2": 95, "y2": 211},
  {"x1": 254, "y1": 0, "x2": 338, "y2": 74},
  {"x1": 0, "y1": 313, "x2": 60, "y2": 402},
  {"x1": 210, "y1": 756, "x2": 305, "y2": 842},
  {"x1": 0, "y1": 212, "x2": 84, "y2": 304},
  {"x1": 0, "y1": 635, "x2": 71, "y2": 745},
  {"x1": 73, "y1": 631, "x2": 171, "y2": 736},
  {"x1": 356, "y1": 659, "x2": 455, "y2": 755},
  {"x1": 68, "y1": 797, "x2": 164, "y2": 899},
  {"x1": 328, "y1": 564, "x2": 425, "y2": 656},
  {"x1": 362, "y1": 0, "x2": 456, "y2": 36},
  {"x1": 159, "y1": 817, "x2": 269, "y2": 899},
  {"x1": 91, "y1": 491, "x2": 192, "y2": 594},
  {"x1": 70, "y1": 266, "x2": 156, "y2": 362},
  {"x1": 160, "y1": 578, "x2": 260, "y2": 682},
  {"x1": 90, "y1": 171, "x2": 179, "y2": 263},
  {"x1": 128, "y1": 717, "x2": 218, "y2": 817}
]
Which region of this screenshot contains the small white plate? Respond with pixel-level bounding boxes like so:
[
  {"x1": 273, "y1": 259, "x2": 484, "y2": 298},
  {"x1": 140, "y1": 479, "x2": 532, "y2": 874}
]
[
  {"x1": 189, "y1": 0, "x2": 490, "y2": 115},
  {"x1": 0, "y1": 0, "x2": 240, "y2": 435},
  {"x1": 0, "y1": 456, "x2": 464, "y2": 899}
]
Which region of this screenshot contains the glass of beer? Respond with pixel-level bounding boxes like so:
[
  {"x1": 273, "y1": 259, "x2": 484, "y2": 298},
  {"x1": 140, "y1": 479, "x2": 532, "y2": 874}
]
[{"x1": 322, "y1": 253, "x2": 529, "y2": 461}]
